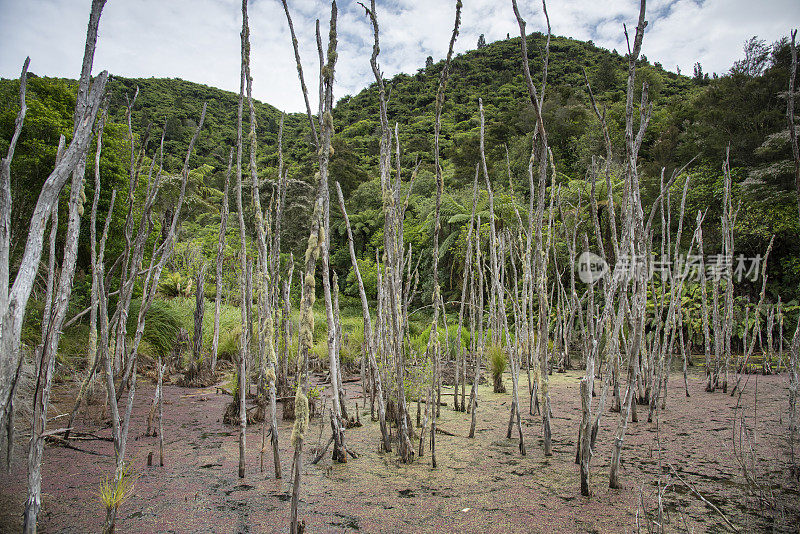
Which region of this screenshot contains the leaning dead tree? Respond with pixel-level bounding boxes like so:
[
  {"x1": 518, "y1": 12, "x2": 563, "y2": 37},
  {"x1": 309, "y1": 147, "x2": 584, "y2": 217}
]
[
  {"x1": 336, "y1": 182, "x2": 391, "y2": 452},
  {"x1": 0, "y1": 1, "x2": 108, "y2": 531},
  {"x1": 25, "y1": 109, "x2": 107, "y2": 534},
  {"x1": 0, "y1": 63, "x2": 108, "y2": 445},
  {"x1": 293, "y1": 0, "x2": 352, "y2": 467},
  {"x1": 64, "y1": 116, "x2": 115, "y2": 443},
  {"x1": 99, "y1": 99, "x2": 206, "y2": 533}
]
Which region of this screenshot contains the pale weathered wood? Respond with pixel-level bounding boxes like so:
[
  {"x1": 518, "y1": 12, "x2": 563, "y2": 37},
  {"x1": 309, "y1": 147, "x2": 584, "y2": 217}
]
[
  {"x1": 468, "y1": 215, "x2": 484, "y2": 439},
  {"x1": 455, "y1": 168, "x2": 479, "y2": 412},
  {"x1": 240, "y1": 1, "x2": 281, "y2": 478},
  {"x1": 64, "y1": 185, "x2": 115, "y2": 443},
  {"x1": 788, "y1": 30, "x2": 799, "y2": 223},
  {"x1": 336, "y1": 182, "x2": 390, "y2": 451},
  {"x1": 0, "y1": 66, "x2": 108, "y2": 433},
  {"x1": 484, "y1": 161, "x2": 525, "y2": 455},
  {"x1": 360, "y1": 0, "x2": 413, "y2": 462},
  {"x1": 211, "y1": 148, "x2": 233, "y2": 371},
  {"x1": 192, "y1": 263, "x2": 206, "y2": 365},
  {"x1": 427, "y1": 0, "x2": 462, "y2": 469},
  {"x1": 282, "y1": 1, "x2": 338, "y2": 529},
  {"x1": 22, "y1": 4, "x2": 108, "y2": 531},
  {"x1": 234, "y1": 0, "x2": 250, "y2": 483}
]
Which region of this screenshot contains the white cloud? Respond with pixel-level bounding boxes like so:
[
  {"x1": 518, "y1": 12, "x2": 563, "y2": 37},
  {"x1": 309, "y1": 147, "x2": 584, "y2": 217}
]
[{"x1": 0, "y1": 0, "x2": 797, "y2": 113}]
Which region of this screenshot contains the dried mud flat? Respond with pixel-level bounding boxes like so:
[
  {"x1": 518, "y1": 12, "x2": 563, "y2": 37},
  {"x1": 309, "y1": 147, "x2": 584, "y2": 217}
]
[{"x1": 1, "y1": 368, "x2": 798, "y2": 533}]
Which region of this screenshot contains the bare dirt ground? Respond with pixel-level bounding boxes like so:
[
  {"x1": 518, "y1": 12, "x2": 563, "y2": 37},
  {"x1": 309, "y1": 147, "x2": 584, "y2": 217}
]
[{"x1": 1, "y1": 367, "x2": 798, "y2": 533}]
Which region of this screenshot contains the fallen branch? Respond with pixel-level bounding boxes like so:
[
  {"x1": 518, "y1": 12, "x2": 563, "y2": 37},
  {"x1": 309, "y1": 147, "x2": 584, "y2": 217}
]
[
  {"x1": 41, "y1": 427, "x2": 72, "y2": 438},
  {"x1": 669, "y1": 464, "x2": 740, "y2": 533},
  {"x1": 44, "y1": 436, "x2": 113, "y2": 456}
]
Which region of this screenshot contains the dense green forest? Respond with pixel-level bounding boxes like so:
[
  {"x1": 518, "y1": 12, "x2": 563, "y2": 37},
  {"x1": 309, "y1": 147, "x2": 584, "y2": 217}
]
[{"x1": 1, "y1": 30, "x2": 798, "y2": 352}]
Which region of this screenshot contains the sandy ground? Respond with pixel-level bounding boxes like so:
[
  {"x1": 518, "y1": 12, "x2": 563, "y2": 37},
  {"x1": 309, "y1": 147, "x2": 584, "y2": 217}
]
[{"x1": 1, "y1": 366, "x2": 798, "y2": 533}]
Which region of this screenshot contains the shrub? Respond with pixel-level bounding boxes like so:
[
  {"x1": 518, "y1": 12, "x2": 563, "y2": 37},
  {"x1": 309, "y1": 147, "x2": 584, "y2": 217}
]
[
  {"x1": 486, "y1": 344, "x2": 507, "y2": 393},
  {"x1": 127, "y1": 299, "x2": 182, "y2": 356}
]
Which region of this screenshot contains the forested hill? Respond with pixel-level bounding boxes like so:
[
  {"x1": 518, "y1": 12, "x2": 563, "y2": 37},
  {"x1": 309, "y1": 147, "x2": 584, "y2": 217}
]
[
  {"x1": 104, "y1": 77, "x2": 308, "y2": 175},
  {"x1": 335, "y1": 32, "x2": 693, "y2": 184},
  {"x1": 1, "y1": 31, "x2": 798, "y2": 301}
]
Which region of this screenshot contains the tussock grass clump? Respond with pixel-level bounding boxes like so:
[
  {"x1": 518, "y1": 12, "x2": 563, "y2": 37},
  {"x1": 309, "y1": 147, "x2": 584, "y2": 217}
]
[
  {"x1": 98, "y1": 463, "x2": 137, "y2": 512},
  {"x1": 486, "y1": 344, "x2": 507, "y2": 393},
  {"x1": 127, "y1": 299, "x2": 182, "y2": 356},
  {"x1": 152, "y1": 297, "x2": 243, "y2": 363}
]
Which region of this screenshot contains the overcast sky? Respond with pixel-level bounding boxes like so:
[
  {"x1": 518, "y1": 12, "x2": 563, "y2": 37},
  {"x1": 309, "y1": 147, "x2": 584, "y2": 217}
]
[{"x1": 1, "y1": 0, "x2": 798, "y2": 113}]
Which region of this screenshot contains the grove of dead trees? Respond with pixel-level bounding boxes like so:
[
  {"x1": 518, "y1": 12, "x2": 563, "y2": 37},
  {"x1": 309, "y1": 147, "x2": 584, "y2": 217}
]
[{"x1": 1, "y1": 0, "x2": 799, "y2": 533}]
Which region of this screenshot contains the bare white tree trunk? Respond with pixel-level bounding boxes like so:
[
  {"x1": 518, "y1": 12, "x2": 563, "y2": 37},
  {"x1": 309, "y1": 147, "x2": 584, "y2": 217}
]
[
  {"x1": 468, "y1": 219, "x2": 484, "y2": 438},
  {"x1": 21, "y1": 4, "x2": 108, "y2": 531},
  {"x1": 609, "y1": 0, "x2": 650, "y2": 490},
  {"x1": 211, "y1": 148, "x2": 233, "y2": 371},
  {"x1": 240, "y1": 1, "x2": 281, "y2": 478},
  {"x1": 101, "y1": 102, "x2": 206, "y2": 534},
  {"x1": 336, "y1": 182, "x2": 390, "y2": 451},
  {"x1": 361, "y1": 0, "x2": 417, "y2": 463},
  {"x1": 282, "y1": 1, "x2": 338, "y2": 529},
  {"x1": 0, "y1": 65, "x2": 108, "y2": 434},
  {"x1": 192, "y1": 263, "x2": 206, "y2": 367},
  {"x1": 787, "y1": 29, "x2": 799, "y2": 475},
  {"x1": 233, "y1": 26, "x2": 249, "y2": 479},
  {"x1": 455, "y1": 169, "x2": 479, "y2": 414},
  {"x1": 788, "y1": 30, "x2": 799, "y2": 223},
  {"x1": 157, "y1": 357, "x2": 166, "y2": 466}
]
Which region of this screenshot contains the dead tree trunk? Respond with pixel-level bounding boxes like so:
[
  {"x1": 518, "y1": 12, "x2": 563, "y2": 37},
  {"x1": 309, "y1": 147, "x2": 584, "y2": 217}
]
[
  {"x1": 211, "y1": 148, "x2": 233, "y2": 371},
  {"x1": 455, "y1": 169, "x2": 479, "y2": 413},
  {"x1": 578, "y1": 235, "x2": 597, "y2": 496},
  {"x1": 0, "y1": 64, "x2": 108, "y2": 436},
  {"x1": 192, "y1": 263, "x2": 206, "y2": 367},
  {"x1": 485, "y1": 167, "x2": 525, "y2": 455},
  {"x1": 65, "y1": 172, "x2": 115, "y2": 443},
  {"x1": 360, "y1": 0, "x2": 413, "y2": 463},
  {"x1": 157, "y1": 357, "x2": 165, "y2": 466},
  {"x1": 468, "y1": 215, "x2": 484, "y2": 439},
  {"x1": 697, "y1": 214, "x2": 713, "y2": 391},
  {"x1": 336, "y1": 182, "x2": 390, "y2": 451},
  {"x1": 101, "y1": 101, "x2": 206, "y2": 534},
  {"x1": 788, "y1": 29, "x2": 799, "y2": 476},
  {"x1": 788, "y1": 30, "x2": 799, "y2": 224},
  {"x1": 279, "y1": 258, "x2": 294, "y2": 397},
  {"x1": 241, "y1": 0, "x2": 281, "y2": 478},
  {"x1": 22, "y1": 4, "x2": 107, "y2": 531},
  {"x1": 427, "y1": 0, "x2": 462, "y2": 469},
  {"x1": 609, "y1": 0, "x2": 650, "y2": 490},
  {"x1": 512, "y1": 0, "x2": 554, "y2": 456},
  {"x1": 281, "y1": 1, "x2": 338, "y2": 529}
]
